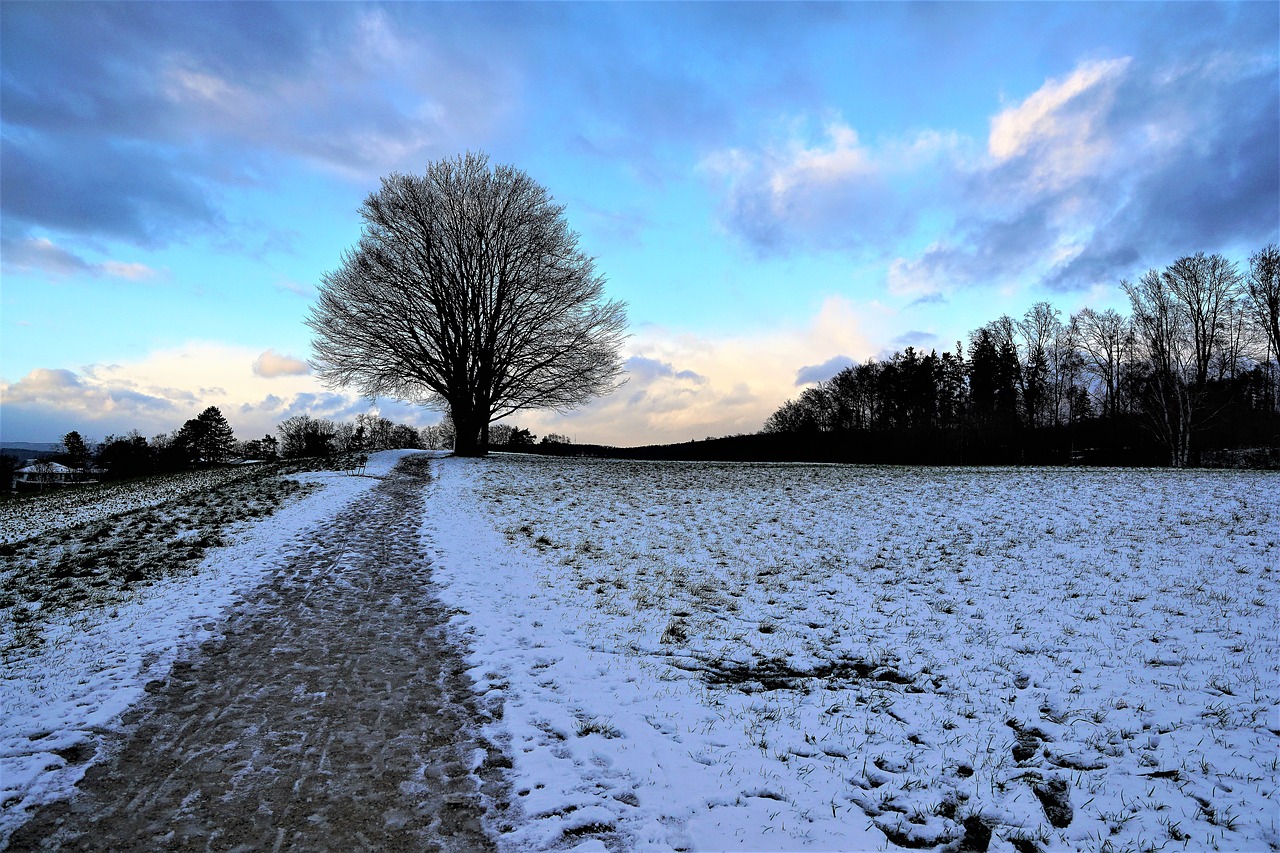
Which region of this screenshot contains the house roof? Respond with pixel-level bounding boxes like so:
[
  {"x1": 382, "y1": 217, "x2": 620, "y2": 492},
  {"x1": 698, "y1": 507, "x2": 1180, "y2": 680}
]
[{"x1": 17, "y1": 462, "x2": 78, "y2": 474}]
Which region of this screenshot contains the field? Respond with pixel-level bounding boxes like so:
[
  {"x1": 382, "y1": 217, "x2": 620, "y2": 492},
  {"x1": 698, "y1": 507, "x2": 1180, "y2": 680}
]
[
  {"x1": 425, "y1": 455, "x2": 1279, "y2": 851},
  {"x1": 1, "y1": 452, "x2": 1275, "y2": 851}
]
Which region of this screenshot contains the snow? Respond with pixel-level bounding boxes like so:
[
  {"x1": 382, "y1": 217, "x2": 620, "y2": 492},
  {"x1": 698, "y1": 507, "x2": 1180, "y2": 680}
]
[
  {"x1": 0, "y1": 466, "x2": 279, "y2": 546},
  {"x1": 0, "y1": 450, "x2": 418, "y2": 847},
  {"x1": 3, "y1": 450, "x2": 1277, "y2": 852},
  {"x1": 424, "y1": 454, "x2": 1279, "y2": 851}
]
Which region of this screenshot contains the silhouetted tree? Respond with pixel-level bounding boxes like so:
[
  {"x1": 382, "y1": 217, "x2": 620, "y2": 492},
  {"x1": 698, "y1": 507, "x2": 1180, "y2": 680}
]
[
  {"x1": 1246, "y1": 244, "x2": 1280, "y2": 410},
  {"x1": 174, "y1": 407, "x2": 236, "y2": 466},
  {"x1": 1071, "y1": 307, "x2": 1131, "y2": 422},
  {"x1": 97, "y1": 431, "x2": 155, "y2": 478},
  {"x1": 60, "y1": 430, "x2": 91, "y2": 478},
  {"x1": 277, "y1": 415, "x2": 337, "y2": 458},
  {"x1": 309, "y1": 152, "x2": 628, "y2": 457}
]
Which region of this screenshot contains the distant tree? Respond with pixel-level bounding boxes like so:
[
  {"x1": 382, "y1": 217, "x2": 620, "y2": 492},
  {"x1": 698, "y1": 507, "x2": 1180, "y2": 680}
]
[
  {"x1": 507, "y1": 426, "x2": 535, "y2": 446},
  {"x1": 1162, "y1": 252, "x2": 1244, "y2": 388},
  {"x1": 240, "y1": 434, "x2": 281, "y2": 461},
  {"x1": 937, "y1": 345, "x2": 968, "y2": 429},
  {"x1": 0, "y1": 453, "x2": 19, "y2": 494},
  {"x1": 420, "y1": 415, "x2": 456, "y2": 450},
  {"x1": 488, "y1": 423, "x2": 515, "y2": 446},
  {"x1": 1246, "y1": 244, "x2": 1280, "y2": 410},
  {"x1": 540, "y1": 433, "x2": 572, "y2": 445},
  {"x1": 1017, "y1": 303, "x2": 1059, "y2": 429},
  {"x1": 762, "y1": 386, "x2": 834, "y2": 434},
  {"x1": 308, "y1": 152, "x2": 628, "y2": 457},
  {"x1": 60, "y1": 430, "x2": 91, "y2": 478},
  {"x1": 356, "y1": 414, "x2": 395, "y2": 450},
  {"x1": 388, "y1": 423, "x2": 422, "y2": 449},
  {"x1": 1125, "y1": 253, "x2": 1248, "y2": 466},
  {"x1": 97, "y1": 431, "x2": 155, "y2": 478},
  {"x1": 332, "y1": 422, "x2": 359, "y2": 453},
  {"x1": 174, "y1": 406, "x2": 236, "y2": 466},
  {"x1": 1071, "y1": 308, "x2": 1131, "y2": 422},
  {"x1": 277, "y1": 415, "x2": 337, "y2": 458}
]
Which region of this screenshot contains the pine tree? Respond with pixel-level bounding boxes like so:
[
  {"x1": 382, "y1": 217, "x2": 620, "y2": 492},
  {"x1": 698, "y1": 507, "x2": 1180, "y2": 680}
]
[{"x1": 175, "y1": 406, "x2": 236, "y2": 466}]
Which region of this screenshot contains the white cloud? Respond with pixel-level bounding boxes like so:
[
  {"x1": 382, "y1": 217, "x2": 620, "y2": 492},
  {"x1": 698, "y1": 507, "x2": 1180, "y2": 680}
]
[
  {"x1": 988, "y1": 57, "x2": 1132, "y2": 190},
  {"x1": 989, "y1": 58, "x2": 1130, "y2": 160},
  {"x1": 517, "y1": 296, "x2": 881, "y2": 446},
  {"x1": 703, "y1": 116, "x2": 970, "y2": 252},
  {"x1": 1, "y1": 342, "x2": 388, "y2": 441},
  {"x1": 252, "y1": 349, "x2": 312, "y2": 378}
]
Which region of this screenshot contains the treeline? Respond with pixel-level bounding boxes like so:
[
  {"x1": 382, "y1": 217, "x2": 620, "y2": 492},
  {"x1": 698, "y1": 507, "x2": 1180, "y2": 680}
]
[
  {"x1": 2, "y1": 409, "x2": 437, "y2": 488},
  {"x1": 763, "y1": 248, "x2": 1280, "y2": 467}
]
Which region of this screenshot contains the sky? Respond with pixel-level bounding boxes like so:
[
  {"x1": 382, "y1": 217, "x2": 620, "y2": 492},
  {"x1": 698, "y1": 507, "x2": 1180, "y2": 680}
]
[{"x1": 2, "y1": 2, "x2": 1277, "y2": 446}]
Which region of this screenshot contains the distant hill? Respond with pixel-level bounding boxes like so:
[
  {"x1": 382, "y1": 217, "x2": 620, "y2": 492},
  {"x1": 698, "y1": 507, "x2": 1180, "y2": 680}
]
[{"x1": 0, "y1": 442, "x2": 61, "y2": 459}]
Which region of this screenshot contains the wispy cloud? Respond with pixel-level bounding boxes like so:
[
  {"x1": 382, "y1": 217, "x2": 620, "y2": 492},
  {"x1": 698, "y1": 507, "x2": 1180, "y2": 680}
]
[
  {"x1": 0, "y1": 236, "x2": 163, "y2": 280},
  {"x1": 703, "y1": 117, "x2": 964, "y2": 254},
  {"x1": 0, "y1": 4, "x2": 520, "y2": 249}
]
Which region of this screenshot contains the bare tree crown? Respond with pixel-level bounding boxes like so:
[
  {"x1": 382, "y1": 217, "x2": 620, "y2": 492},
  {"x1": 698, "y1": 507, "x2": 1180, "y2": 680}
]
[{"x1": 307, "y1": 152, "x2": 628, "y2": 455}]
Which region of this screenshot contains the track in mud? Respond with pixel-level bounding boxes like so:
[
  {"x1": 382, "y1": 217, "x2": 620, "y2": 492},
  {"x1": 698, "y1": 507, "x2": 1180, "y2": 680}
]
[{"x1": 8, "y1": 455, "x2": 510, "y2": 852}]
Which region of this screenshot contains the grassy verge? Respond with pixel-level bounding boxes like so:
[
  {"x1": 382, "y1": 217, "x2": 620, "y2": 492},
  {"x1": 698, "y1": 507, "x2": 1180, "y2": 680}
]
[{"x1": 0, "y1": 458, "x2": 363, "y2": 661}]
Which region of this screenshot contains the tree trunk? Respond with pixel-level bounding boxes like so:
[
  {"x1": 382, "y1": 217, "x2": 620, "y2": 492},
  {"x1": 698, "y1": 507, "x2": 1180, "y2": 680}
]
[{"x1": 450, "y1": 407, "x2": 488, "y2": 457}]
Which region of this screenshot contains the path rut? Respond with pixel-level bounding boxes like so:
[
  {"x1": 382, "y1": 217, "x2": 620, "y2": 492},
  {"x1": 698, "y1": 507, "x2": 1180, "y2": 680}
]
[{"x1": 9, "y1": 455, "x2": 509, "y2": 852}]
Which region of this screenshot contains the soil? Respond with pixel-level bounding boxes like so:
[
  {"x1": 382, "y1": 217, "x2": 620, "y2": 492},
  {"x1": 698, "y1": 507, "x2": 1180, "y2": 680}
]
[{"x1": 8, "y1": 456, "x2": 510, "y2": 852}]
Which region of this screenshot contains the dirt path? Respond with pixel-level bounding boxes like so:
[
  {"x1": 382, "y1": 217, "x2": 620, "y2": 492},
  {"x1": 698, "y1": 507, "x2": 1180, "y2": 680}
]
[{"x1": 8, "y1": 455, "x2": 510, "y2": 852}]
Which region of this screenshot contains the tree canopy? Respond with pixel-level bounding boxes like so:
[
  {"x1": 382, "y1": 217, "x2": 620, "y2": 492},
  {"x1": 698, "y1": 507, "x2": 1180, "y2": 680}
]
[{"x1": 308, "y1": 152, "x2": 628, "y2": 456}]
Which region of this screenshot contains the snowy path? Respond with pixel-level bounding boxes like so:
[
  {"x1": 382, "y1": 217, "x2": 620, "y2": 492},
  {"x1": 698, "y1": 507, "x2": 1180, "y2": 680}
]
[{"x1": 7, "y1": 455, "x2": 508, "y2": 851}]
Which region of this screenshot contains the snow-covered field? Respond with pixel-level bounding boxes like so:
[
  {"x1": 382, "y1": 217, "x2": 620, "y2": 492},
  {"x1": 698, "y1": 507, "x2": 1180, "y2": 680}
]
[
  {"x1": 0, "y1": 451, "x2": 418, "y2": 848},
  {"x1": 0, "y1": 466, "x2": 271, "y2": 546},
  {"x1": 2, "y1": 452, "x2": 1276, "y2": 852},
  {"x1": 425, "y1": 455, "x2": 1279, "y2": 852}
]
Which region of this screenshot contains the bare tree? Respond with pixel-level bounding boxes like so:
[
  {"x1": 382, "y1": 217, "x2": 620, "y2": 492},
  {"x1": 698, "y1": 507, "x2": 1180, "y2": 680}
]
[
  {"x1": 1123, "y1": 253, "x2": 1244, "y2": 467},
  {"x1": 1017, "y1": 302, "x2": 1059, "y2": 428},
  {"x1": 1124, "y1": 269, "x2": 1194, "y2": 466},
  {"x1": 1161, "y1": 252, "x2": 1243, "y2": 388},
  {"x1": 309, "y1": 152, "x2": 628, "y2": 457},
  {"x1": 1246, "y1": 244, "x2": 1280, "y2": 409},
  {"x1": 1071, "y1": 307, "x2": 1130, "y2": 421}
]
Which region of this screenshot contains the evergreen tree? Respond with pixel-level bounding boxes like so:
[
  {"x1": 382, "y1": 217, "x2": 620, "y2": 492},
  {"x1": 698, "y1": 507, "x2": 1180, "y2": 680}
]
[
  {"x1": 60, "y1": 430, "x2": 91, "y2": 476},
  {"x1": 175, "y1": 406, "x2": 236, "y2": 466}
]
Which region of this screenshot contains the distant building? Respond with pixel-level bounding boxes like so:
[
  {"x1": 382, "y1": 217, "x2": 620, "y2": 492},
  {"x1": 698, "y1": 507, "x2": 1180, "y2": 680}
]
[{"x1": 15, "y1": 461, "x2": 98, "y2": 488}]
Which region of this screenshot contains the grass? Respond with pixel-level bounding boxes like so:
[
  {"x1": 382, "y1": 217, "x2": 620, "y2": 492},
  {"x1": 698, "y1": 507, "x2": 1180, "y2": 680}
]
[{"x1": 0, "y1": 460, "x2": 356, "y2": 661}]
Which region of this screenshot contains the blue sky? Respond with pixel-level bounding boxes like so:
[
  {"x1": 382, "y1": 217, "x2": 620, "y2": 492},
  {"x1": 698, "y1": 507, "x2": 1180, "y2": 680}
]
[{"x1": 2, "y1": 2, "x2": 1277, "y2": 445}]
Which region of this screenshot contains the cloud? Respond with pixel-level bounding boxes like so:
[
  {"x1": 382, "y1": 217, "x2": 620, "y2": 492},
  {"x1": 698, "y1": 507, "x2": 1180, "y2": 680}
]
[
  {"x1": 0, "y1": 236, "x2": 163, "y2": 280},
  {"x1": 0, "y1": 136, "x2": 222, "y2": 247},
  {"x1": 275, "y1": 279, "x2": 318, "y2": 299},
  {"x1": 703, "y1": 118, "x2": 962, "y2": 254},
  {"x1": 987, "y1": 58, "x2": 1131, "y2": 180},
  {"x1": 891, "y1": 330, "x2": 939, "y2": 348},
  {"x1": 512, "y1": 296, "x2": 880, "y2": 445},
  {"x1": 795, "y1": 355, "x2": 855, "y2": 386},
  {"x1": 0, "y1": 341, "x2": 415, "y2": 442},
  {"x1": 0, "y1": 4, "x2": 521, "y2": 248},
  {"x1": 711, "y1": 40, "x2": 1278, "y2": 293},
  {"x1": 252, "y1": 349, "x2": 312, "y2": 378}
]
